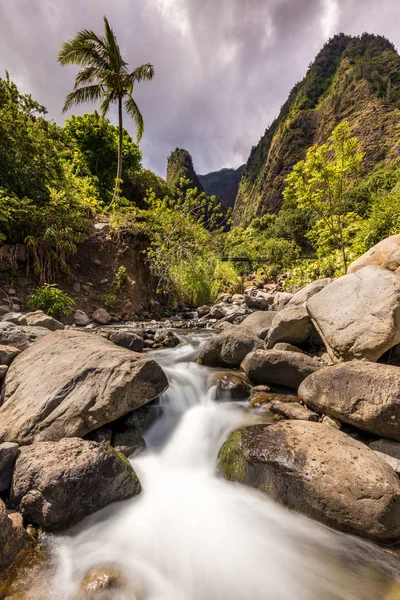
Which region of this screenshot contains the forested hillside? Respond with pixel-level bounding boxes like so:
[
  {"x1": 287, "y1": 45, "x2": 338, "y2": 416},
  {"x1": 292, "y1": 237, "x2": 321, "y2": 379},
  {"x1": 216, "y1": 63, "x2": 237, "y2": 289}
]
[{"x1": 199, "y1": 165, "x2": 245, "y2": 209}]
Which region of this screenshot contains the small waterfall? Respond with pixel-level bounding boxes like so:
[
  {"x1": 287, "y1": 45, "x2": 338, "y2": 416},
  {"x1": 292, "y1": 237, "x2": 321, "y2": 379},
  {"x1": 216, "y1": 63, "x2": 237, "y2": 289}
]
[{"x1": 45, "y1": 333, "x2": 400, "y2": 600}]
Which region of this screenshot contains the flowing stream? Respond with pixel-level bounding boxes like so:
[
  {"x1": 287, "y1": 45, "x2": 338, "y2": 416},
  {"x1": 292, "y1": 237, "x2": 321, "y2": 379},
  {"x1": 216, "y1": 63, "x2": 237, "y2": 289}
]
[{"x1": 35, "y1": 333, "x2": 400, "y2": 599}]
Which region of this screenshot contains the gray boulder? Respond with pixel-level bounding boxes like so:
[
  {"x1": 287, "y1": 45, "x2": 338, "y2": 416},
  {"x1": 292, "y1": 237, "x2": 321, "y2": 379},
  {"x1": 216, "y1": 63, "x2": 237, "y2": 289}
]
[
  {"x1": 2, "y1": 312, "x2": 23, "y2": 324},
  {"x1": 0, "y1": 330, "x2": 168, "y2": 444},
  {"x1": 74, "y1": 310, "x2": 90, "y2": 326},
  {"x1": 211, "y1": 372, "x2": 251, "y2": 401},
  {"x1": 0, "y1": 344, "x2": 21, "y2": 365},
  {"x1": 265, "y1": 306, "x2": 314, "y2": 348},
  {"x1": 19, "y1": 310, "x2": 64, "y2": 331},
  {"x1": 218, "y1": 421, "x2": 400, "y2": 541},
  {"x1": 0, "y1": 441, "x2": 19, "y2": 492},
  {"x1": 0, "y1": 501, "x2": 27, "y2": 568},
  {"x1": 154, "y1": 329, "x2": 180, "y2": 347},
  {"x1": 92, "y1": 308, "x2": 112, "y2": 325},
  {"x1": 112, "y1": 427, "x2": 146, "y2": 457},
  {"x1": 198, "y1": 326, "x2": 263, "y2": 368},
  {"x1": 272, "y1": 292, "x2": 293, "y2": 312},
  {"x1": 108, "y1": 330, "x2": 144, "y2": 352},
  {"x1": 0, "y1": 321, "x2": 50, "y2": 350},
  {"x1": 239, "y1": 311, "x2": 275, "y2": 340},
  {"x1": 10, "y1": 438, "x2": 141, "y2": 530},
  {"x1": 244, "y1": 294, "x2": 269, "y2": 311},
  {"x1": 242, "y1": 350, "x2": 321, "y2": 389},
  {"x1": 306, "y1": 266, "x2": 400, "y2": 362},
  {"x1": 287, "y1": 278, "x2": 332, "y2": 307},
  {"x1": 299, "y1": 361, "x2": 400, "y2": 441}
]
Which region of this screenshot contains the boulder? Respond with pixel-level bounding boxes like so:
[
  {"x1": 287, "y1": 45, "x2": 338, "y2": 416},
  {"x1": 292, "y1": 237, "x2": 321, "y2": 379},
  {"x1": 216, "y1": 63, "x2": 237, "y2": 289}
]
[
  {"x1": 112, "y1": 427, "x2": 146, "y2": 457},
  {"x1": 197, "y1": 305, "x2": 211, "y2": 317},
  {"x1": 209, "y1": 304, "x2": 229, "y2": 320},
  {"x1": 211, "y1": 372, "x2": 251, "y2": 401},
  {"x1": 244, "y1": 294, "x2": 269, "y2": 311},
  {"x1": 2, "y1": 312, "x2": 23, "y2": 324},
  {"x1": 373, "y1": 451, "x2": 400, "y2": 475},
  {"x1": 198, "y1": 326, "x2": 263, "y2": 368},
  {"x1": 287, "y1": 278, "x2": 332, "y2": 307},
  {"x1": 75, "y1": 567, "x2": 133, "y2": 600},
  {"x1": 122, "y1": 405, "x2": 164, "y2": 432},
  {"x1": 272, "y1": 292, "x2": 293, "y2": 312},
  {"x1": 298, "y1": 361, "x2": 400, "y2": 441},
  {"x1": 108, "y1": 330, "x2": 144, "y2": 352},
  {"x1": 273, "y1": 342, "x2": 304, "y2": 354},
  {"x1": 269, "y1": 401, "x2": 319, "y2": 421},
  {"x1": 154, "y1": 329, "x2": 180, "y2": 347},
  {"x1": 0, "y1": 330, "x2": 168, "y2": 444},
  {"x1": 0, "y1": 501, "x2": 27, "y2": 568},
  {"x1": 0, "y1": 441, "x2": 19, "y2": 492},
  {"x1": 0, "y1": 344, "x2": 21, "y2": 365},
  {"x1": 242, "y1": 350, "x2": 321, "y2": 389},
  {"x1": 239, "y1": 311, "x2": 275, "y2": 340},
  {"x1": 218, "y1": 421, "x2": 400, "y2": 541},
  {"x1": 92, "y1": 308, "x2": 111, "y2": 325},
  {"x1": 306, "y1": 266, "x2": 400, "y2": 362},
  {"x1": 19, "y1": 310, "x2": 64, "y2": 331},
  {"x1": 348, "y1": 235, "x2": 400, "y2": 274},
  {"x1": 74, "y1": 310, "x2": 90, "y2": 326},
  {"x1": 231, "y1": 294, "x2": 244, "y2": 303},
  {"x1": 0, "y1": 364, "x2": 8, "y2": 379},
  {"x1": 370, "y1": 438, "x2": 400, "y2": 459},
  {"x1": 265, "y1": 306, "x2": 314, "y2": 348},
  {"x1": 0, "y1": 322, "x2": 50, "y2": 350},
  {"x1": 10, "y1": 438, "x2": 141, "y2": 530}
]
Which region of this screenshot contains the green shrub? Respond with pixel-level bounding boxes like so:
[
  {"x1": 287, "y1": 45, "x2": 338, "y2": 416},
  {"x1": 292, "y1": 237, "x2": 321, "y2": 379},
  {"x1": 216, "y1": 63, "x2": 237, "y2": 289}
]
[
  {"x1": 211, "y1": 261, "x2": 242, "y2": 300},
  {"x1": 27, "y1": 284, "x2": 74, "y2": 317}
]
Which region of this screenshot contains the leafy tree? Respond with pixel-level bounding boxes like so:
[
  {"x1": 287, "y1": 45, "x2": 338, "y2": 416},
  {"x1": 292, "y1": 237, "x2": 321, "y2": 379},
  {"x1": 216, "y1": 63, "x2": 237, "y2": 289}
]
[
  {"x1": 284, "y1": 121, "x2": 364, "y2": 273},
  {"x1": 58, "y1": 16, "x2": 154, "y2": 203}
]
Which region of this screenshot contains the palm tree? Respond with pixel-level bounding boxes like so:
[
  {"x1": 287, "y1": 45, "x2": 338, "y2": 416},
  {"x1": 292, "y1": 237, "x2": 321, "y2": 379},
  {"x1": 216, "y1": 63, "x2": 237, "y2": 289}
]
[{"x1": 58, "y1": 16, "x2": 154, "y2": 204}]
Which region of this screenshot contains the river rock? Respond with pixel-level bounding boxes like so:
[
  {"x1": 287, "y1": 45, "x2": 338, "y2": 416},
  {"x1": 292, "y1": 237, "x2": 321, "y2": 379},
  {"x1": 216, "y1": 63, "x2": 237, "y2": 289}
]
[
  {"x1": 244, "y1": 294, "x2": 269, "y2": 311},
  {"x1": 0, "y1": 364, "x2": 8, "y2": 379},
  {"x1": 19, "y1": 310, "x2": 64, "y2": 331},
  {"x1": 0, "y1": 501, "x2": 27, "y2": 568},
  {"x1": 209, "y1": 304, "x2": 229, "y2": 320},
  {"x1": 272, "y1": 292, "x2": 293, "y2": 312},
  {"x1": 75, "y1": 567, "x2": 132, "y2": 600},
  {"x1": 0, "y1": 441, "x2": 19, "y2": 491},
  {"x1": 242, "y1": 350, "x2": 321, "y2": 389},
  {"x1": 10, "y1": 438, "x2": 142, "y2": 529},
  {"x1": 92, "y1": 308, "x2": 111, "y2": 325},
  {"x1": 0, "y1": 330, "x2": 168, "y2": 444},
  {"x1": 112, "y1": 427, "x2": 146, "y2": 457},
  {"x1": 0, "y1": 344, "x2": 21, "y2": 365},
  {"x1": 0, "y1": 322, "x2": 50, "y2": 350},
  {"x1": 298, "y1": 361, "x2": 400, "y2": 440},
  {"x1": 265, "y1": 306, "x2": 314, "y2": 348},
  {"x1": 74, "y1": 310, "x2": 90, "y2": 326},
  {"x1": 273, "y1": 342, "x2": 304, "y2": 353},
  {"x1": 197, "y1": 305, "x2": 211, "y2": 317},
  {"x1": 154, "y1": 329, "x2": 180, "y2": 347},
  {"x1": 211, "y1": 372, "x2": 251, "y2": 401},
  {"x1": 108, "y1": 330, "x2": 144, "y2": 352},
  {"x1": 2, "y1": 312, "x2": 24, "y2": 324},
  {"x1": 348, "y1": 235, "x2": 400, "y2": 274},
  {"x1": 306, "y1": 266, "x2": 400, "y2": 362},
  {"x1": 123, "y1": 405, "x2": 164, "y2": 432},
  {"x1": 370, "y1": 438, "x2": 400, "y2": 459},
  {"x1": 239, "y1": 311, "x2": 275, "y2": 340},
  {"x1": 198, "y1": 326, "x2": 263, "y2": 368},
  {"x1": 218, "y1": 421, "x2": 400, "y2": 541},
  {"x1": 287, "y1": 278, "x2": 332, "y2": 307},
  {"x1": 270, "y1": 401, "x2": 319, "y2": 421}
]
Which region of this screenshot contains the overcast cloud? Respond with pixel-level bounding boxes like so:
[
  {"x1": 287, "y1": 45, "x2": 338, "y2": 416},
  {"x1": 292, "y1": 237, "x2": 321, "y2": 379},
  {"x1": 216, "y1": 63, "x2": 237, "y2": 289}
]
[{"x1": 0, "y1": 0, "x2": 400, "y2": 176}]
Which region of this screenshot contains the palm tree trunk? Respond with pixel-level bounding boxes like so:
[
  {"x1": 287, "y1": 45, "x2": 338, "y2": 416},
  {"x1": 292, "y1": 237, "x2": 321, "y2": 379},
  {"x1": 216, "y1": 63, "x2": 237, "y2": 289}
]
[{"x1": 111, "y1": 96, "x2": 123, "y2": 206}]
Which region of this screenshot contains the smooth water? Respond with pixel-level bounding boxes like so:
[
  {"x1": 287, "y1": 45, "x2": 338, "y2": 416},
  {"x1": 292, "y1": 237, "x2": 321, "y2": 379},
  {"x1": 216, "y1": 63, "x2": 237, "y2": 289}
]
[{"x1": 35, "y1": 334, "x2": 400, "y2": 599}]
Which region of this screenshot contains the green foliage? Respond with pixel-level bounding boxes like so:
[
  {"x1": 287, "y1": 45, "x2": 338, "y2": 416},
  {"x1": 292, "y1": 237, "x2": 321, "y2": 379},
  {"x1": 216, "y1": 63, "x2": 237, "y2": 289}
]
[
  {"x1": 27, "y1": 284, "x2": 75, "y2": 317},
  {"x1": 211, "y1": 261, "x2": 242, "y2": 299},
  {"x1": 166, "y1": 148, "x2": 204, "y2": 192}
]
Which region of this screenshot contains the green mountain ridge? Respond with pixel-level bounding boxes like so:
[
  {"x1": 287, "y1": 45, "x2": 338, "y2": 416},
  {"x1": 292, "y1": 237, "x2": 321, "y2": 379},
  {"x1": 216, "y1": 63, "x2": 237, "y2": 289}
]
[
  {"x1": 232, "y1": 33, "x2": 400, "y2": 226},
  {"x1": 199, "y1": 165, "x2": 245, "y2": 209}
]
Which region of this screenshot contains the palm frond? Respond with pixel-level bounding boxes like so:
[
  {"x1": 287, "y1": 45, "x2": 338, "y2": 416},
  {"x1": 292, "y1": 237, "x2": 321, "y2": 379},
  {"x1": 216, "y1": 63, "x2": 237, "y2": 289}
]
[
  {"x1": 103, "y1": 16, "x2": 126, "y2": 74},
  {"x1": 62, "y1": 84, "x2": 104, "y2": 112},
  {"x1": 100, "y1": 93, "x2": 112, "y2": 117},
  {"x1": 130, "y1": 63, "x2": 154, "y2": 83},
  {"x1": 58, "y1": 40, "x2": 111, "y2": 72},
  {"x1": 74, "y1": 66, "x2": 110, "y2": 88},
  {"x1": 124, "y1": 94, "x2": 144, "y2": 142}
]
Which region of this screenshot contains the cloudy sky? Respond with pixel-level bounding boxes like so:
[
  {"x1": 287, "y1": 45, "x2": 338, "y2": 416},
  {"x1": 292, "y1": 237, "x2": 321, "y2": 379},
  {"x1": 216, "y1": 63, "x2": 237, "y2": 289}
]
[{"x1": 1, "y1": 0, "x2": 400, "y2": 177}]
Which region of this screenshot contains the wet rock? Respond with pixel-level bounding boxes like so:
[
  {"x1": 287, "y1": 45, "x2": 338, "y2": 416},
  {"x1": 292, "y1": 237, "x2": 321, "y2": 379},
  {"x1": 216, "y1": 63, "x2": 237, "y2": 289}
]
[
  {"x1": 123, "y1": 405, "x2": 164, "y2": 432},
  {"x1": 211, "y1": 372, "x2": 251, "y2": 401},
  {"x1": 198, "y1": 326, "x2": 263, "y2": 368},
  {"x1": 75, "y1": 567, "x2": 133, "y2": 600},
  {"x1": 269, "y1": 401, "x2": 319, "y2": 421},
  {"x1": 0, "y1": 500, "x2": 27, "y2": 568},
  {"x1": 74, "y1": 310, "x2": 90, "y2": 326},
  {"x1": 0, "y1": 344, "x2": 21, "y2": 365},
  {"x1": 19, "y1": 311, "x2": 64, "y2": 332},
  {"x1": 0, "y1": 441, "x2": 19, "y2": 492},
  {"x1": 92, "y1": 308, "x2": 111, "y2": 325},
  {"x1": 0, "y1": 322, "x2": 50, "y2": 350},
  {"x1": 348, "y1": 234, "x2": 400, "y2": 274},
  {"x1": 249, "y1": 392, "x2": 273, "y2": 406},
  {"x1": 209, "y1": 304, "x2": 229, "y2": 320},
  {"x1": 298, "y1": 361, "x2": 400, "y2": 441},
  {"x1": 11, "y1": 438, "x2": 142, "y2": 529},
  {"x1": 307, "y1": 266, "x2": 400, "y2": 362},
  {"x1": 239, "y1": 311, "x2": 275, "y2": 340},
  {"x1": 154, "y1": 329, "x2": 180, "y2": 347},
  {"x1": 218, "y1": 421, "x2": 400, "y2": 541},
  {"x1": 287, "y1": 278, "x2": 333, "y2": 307},
  {"x1": 108, "y1": 330, "x2": 144, "y2": 352},
  {"x1": 0, "y1": 330, "x2": 168, "y2": 444},
  {"x1": 242, "y1": 350, "x2": 321, "y2": 389},
  {"x1": 273, "y1": 342, "x2": 304, "y2": 354},
  {"x1": 266, "y1": 306, "x2": 314, "y2": 348},
  {"x1": 112, "y1": 427, "x2": 146, "y2": 457},
  {"x1": 87, "y1": 426, "x2": 113, "y2": 444}
]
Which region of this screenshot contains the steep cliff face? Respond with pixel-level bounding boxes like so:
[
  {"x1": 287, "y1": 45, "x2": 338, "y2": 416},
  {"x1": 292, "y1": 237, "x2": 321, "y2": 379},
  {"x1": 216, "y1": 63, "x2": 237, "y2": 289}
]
[
  {"x1": 233, "y1": 33, "x2": 400, "y2": 226},
  {"x1": 199, "y1": 165, "x2": 245, "y2": 209},
  {"x1": 166, "y1": 148, "x2": 204, "y2": 192}
]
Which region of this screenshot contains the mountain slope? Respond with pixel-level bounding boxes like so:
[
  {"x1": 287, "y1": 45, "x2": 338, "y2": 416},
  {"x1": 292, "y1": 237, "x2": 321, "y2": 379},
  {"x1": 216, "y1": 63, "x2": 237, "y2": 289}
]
[
  {"x1": 199, "y1": 165, "x2": 245, "y2": 209},
  {"x1": 233, "y1": 33, "x2": 400, "y2": 226},
  {"x1": 166, "y1": 148, "x2": 204, "y2": 192}
]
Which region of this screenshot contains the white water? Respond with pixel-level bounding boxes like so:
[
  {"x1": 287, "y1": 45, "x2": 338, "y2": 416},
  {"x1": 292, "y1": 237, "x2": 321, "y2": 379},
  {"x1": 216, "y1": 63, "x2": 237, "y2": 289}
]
[{"x1": 45, "y1": 333, "x2": 397, "y2": 600}]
